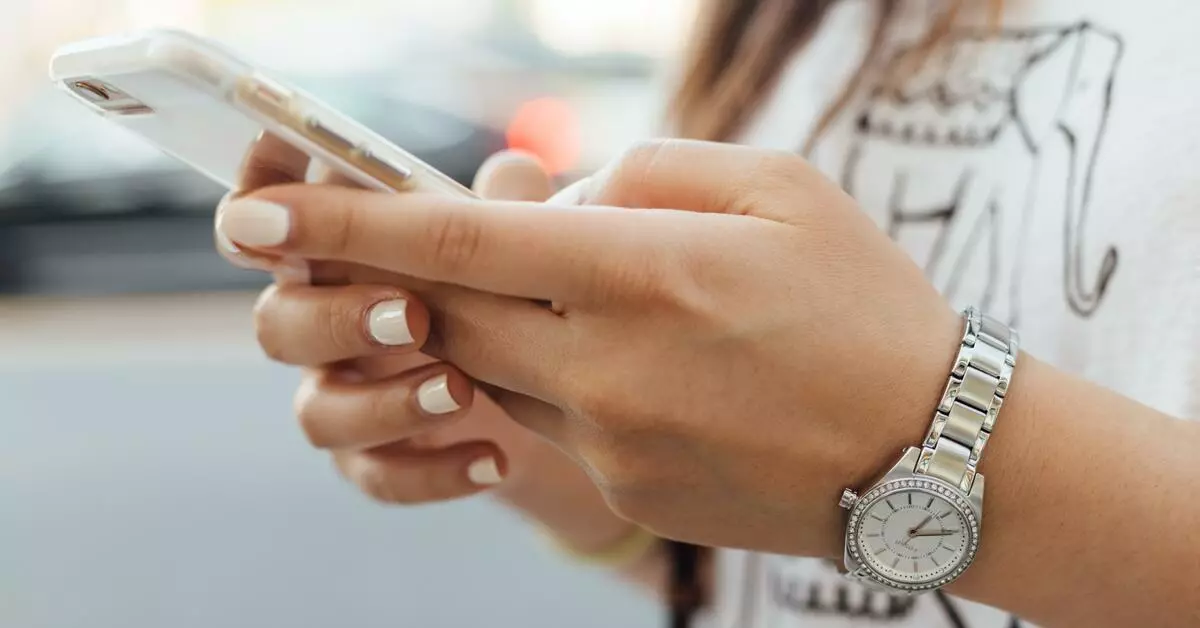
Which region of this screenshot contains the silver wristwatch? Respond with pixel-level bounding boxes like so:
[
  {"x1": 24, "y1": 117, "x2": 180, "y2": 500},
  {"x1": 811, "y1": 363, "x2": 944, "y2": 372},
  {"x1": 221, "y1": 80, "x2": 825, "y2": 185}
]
[{"x1": 839, "y1": 307, "x2": 1018, "y2": 593}]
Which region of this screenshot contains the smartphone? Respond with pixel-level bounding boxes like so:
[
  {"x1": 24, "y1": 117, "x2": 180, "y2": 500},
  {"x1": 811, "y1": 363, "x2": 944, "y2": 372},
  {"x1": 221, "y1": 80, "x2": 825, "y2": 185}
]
[{"x1": 48, "y1": 29, "x2": 475, "y2": 197}]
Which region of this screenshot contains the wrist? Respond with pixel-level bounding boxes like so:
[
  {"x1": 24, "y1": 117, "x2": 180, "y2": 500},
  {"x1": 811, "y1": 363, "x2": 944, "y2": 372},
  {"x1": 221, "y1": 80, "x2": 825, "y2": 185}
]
[{"x1": 837, "y1": 307, "x2": 1021, "y2": 591}]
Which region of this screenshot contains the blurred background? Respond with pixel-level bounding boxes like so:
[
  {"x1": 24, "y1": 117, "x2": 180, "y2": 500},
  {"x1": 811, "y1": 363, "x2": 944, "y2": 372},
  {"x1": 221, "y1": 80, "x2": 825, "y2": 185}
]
[{"x1": 0, "y1": 1, "x2": 696, "y2": 626}]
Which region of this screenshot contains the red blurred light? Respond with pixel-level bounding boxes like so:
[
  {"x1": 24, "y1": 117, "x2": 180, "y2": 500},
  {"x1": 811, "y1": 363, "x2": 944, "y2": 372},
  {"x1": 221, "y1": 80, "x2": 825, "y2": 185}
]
[{"x1": 505, "y1": 97, "x2": 581, "y2": 174}]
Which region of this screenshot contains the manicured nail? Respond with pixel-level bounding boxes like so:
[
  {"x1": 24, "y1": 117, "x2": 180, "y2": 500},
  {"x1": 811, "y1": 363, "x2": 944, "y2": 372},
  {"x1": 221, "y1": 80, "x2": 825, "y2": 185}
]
[
  {"x1": 214, "y1": 226, "x2": 272, "y2": 269},
  {"x1": 214, "y1": 223, "x2": 243, "y2": 256},
  {"x1": 417, "y1": 374, "x2": 460, "y2": 415},
  {"x1": 467, "y1": 456, "x2": 503, "y2": 486},
  {"x1": 367, "y1": 299, "x2": 414, "y2": 346},
  {"x1": 216, "y1": 199, "x2": 291, "y2": 247}
]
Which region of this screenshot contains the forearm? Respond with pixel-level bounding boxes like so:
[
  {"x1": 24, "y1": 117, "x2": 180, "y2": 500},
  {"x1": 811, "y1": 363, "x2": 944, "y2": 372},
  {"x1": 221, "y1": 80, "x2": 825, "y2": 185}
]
[{"x1": 945, "y1": 356, "x2": 1200, "y2": 627}]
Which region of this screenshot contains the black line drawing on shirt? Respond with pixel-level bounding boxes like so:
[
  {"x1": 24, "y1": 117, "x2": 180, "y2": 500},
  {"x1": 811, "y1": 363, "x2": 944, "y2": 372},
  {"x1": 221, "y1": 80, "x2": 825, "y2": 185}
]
[
  {"x1": 746, "y1": 20, "x2": 1127, "y2": 628},
  {"x1": 814, "y1": 22, "x2": 1123, "y2": 323}
]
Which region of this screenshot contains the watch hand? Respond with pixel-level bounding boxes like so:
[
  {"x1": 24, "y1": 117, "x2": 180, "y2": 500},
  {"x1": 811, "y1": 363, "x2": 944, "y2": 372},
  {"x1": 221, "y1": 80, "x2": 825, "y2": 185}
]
[
  {"x1": 908, "y1": 515, "x2": 934, "y2": 536},
  {"x1": 911, "y1": 529, "x2": 959, "y2": 537}
]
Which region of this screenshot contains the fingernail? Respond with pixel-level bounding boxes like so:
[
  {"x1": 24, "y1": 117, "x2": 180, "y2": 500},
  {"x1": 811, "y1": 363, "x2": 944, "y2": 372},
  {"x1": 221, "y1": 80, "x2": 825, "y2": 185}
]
[
  {"x1": 214, "y1": 226, "x2": 273, "y2": 270},
  {"x1": 367, "y1": 299, "x2": 414, "y2": 346},
  {"x1": 217, "y1": 198, "x2": 291, "y2": 247},
  {"x1": 417, "y1": 373, "x2": 460, "y2": 415},
  {"x1": 467, "y1": 456, "x2": 503, "y2": 486},
  {"x1": 214, "y1": 223, "x2": 243, "y2": 255}
]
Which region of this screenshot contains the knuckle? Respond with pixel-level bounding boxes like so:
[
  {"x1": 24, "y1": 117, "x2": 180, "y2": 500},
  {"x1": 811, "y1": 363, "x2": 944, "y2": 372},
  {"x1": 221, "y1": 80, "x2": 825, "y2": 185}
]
[
  {"x1": 252, "y1": 286, "x2": 290, "y2": 363},
  {"x1": 293, "y1": 380, "x2": 331, "y2": 448},
  {"x1": 605, "y1": 139, "x2": 669, "y2": 197},
  {"x1": 424, "y1": 211, "x2": 484, "y2": 276},
  {"x1": 364, "y1": 385, "x2": 401, "y2": 430},
  {"x1": 754, "y1": 151, "x2": 805, "y2": 189},
  {"x1": 317, "y1": 292, "x2": 366, "y2": 356},
  {"x1": 355, "y1": 463, "x2": 402, "y2": 504},
  {"x1": 323, "y1": 195, "x2": 364, "y2": 258},
  {"x1": 420, "y1": 465, "x2": 466, "y2": 502}
]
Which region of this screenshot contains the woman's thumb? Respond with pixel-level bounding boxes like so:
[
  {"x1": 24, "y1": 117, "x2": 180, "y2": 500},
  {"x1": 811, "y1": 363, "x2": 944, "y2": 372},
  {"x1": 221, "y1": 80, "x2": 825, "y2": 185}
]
[{"x1": 472, "y1": 150, "x2": 555, "y2": 202}]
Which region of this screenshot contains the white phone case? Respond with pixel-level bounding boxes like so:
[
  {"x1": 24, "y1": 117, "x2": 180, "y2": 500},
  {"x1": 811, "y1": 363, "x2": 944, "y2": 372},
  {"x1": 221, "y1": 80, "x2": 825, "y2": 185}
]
[{"x1": 49, "y1": 29, "x2": 475, "y2": 197}]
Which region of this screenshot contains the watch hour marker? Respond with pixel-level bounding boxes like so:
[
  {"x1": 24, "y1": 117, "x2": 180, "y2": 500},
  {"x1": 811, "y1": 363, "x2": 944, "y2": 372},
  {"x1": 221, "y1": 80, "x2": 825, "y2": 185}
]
[
  {"x1": 938, "y1": 511, "x2": 953, "y2": 519},
  {"x1": 866, "y1": 533, "x2": 881, "y2": 538},
  {"x1": 891, "y1": 557, "x2": 900, "y2": 569},
  {"x1": 874, "y1": 546, "x2": 887, "y2": 556},
  {"x1": 886, "y1": 499, "x2": 896, "y2": 511},
  {"x1": 907, "y1": 493, "x2": 913, "y2": 506},
  {"x1": 930, "y1": 555, "x2": 940, "y2": 567},
  {"x1": 912, "y1": 560, "x2": 919, "y2": 573},
  {"x1": 871, "y1": 514, "x2": 886, "y2": 522},
  {"x1": 926, "y1": 496, "x2": 934, "y2": 508}
]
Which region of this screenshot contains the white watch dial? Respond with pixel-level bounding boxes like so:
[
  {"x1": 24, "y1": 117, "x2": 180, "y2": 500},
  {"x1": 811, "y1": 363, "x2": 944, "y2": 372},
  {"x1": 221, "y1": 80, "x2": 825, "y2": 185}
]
[{"x1": 847, "y1": 479, "x2": 980, "y2": 590}]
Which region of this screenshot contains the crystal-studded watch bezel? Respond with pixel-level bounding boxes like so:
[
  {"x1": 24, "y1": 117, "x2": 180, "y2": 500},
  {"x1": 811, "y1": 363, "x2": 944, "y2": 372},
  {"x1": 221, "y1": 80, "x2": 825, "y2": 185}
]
[{"x1": 845, "y1": 477, "x2": 980, "y2": 591}]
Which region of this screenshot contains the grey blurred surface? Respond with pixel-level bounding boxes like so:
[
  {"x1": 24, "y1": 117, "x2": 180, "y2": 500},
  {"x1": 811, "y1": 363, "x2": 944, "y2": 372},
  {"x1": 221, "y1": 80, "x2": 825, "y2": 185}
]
[{"x1": 0, "y1": 296, "x2": 654, "y2": 628}]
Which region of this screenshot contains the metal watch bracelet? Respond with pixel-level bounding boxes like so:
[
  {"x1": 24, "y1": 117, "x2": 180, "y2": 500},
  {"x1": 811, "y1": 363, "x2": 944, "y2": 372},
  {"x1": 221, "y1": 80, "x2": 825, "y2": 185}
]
[{"x1": 917, "y1": 307, "x2": 1019, "y2": 493}]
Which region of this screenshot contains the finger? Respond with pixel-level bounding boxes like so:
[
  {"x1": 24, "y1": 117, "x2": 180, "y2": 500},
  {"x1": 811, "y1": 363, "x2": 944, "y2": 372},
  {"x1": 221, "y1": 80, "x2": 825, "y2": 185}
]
[
  {"x1": 214, "y1": 190, "x2": 276, "y2": 270},
  {"x1": 306, "y1": 148, "x2": 534, "y2": 287},
  {"x1": 295, "y1": 364, "x2": 473, "y2": 450},
  {"x1": 253, "y1": 283, "x2": 430, "y2": 367},
  {"x1": 308, "y1": 158, "x2": 367, "y2": 188},
  {"x1": 477, "y1": 383, "x2": 569, "y2": 448},
  {"x1": 217, "y1": 185, "x2": 656, "y2": 302},
  {"x1": 256, "y1": 278, "x2": 569, "y2": 400},
  {"x1": 308, "y1": 258, "x2": 438, "y2": 292},
  {"x1": 340, "y1": 353, "x2": 440, "y2": 384},
  {"x1": 215, "y1": 192, "x2": 311, "y2": 281},
  {"x1": 473, "y1": 150, "x2": 555, "y2": 201},
  {"x1": 237, "y1": 131, "x2": 310, "y2": 191},
  {"x1": 584, "y1": 139, "x2": 824, "y2": 223},
  {"x1": 333, "y1": 440, "x2": 506, "y2": 504},
  {"x1": 418, "y1": 283, "x2": 572, "y2": 401},
  {"x1": 223, "y1": 134, "x2": 356, "y2": 284}
]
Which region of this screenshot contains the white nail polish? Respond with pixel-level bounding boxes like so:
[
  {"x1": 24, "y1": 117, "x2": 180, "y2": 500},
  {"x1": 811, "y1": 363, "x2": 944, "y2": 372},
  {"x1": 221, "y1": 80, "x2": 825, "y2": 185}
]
[
  {"x1": 417, "y1": 374, "x2": 460, "y2": 415},
  {"x1": 367, "y1": 299, "x2": 414, "y2": 346},
  {"x1": 216, "y1": 199, "x2": 291, "y2": 247},
  {"x1": 467, "y1": 457, "x2": 503, "y2": 486},
  {"x1": 214, "y1": 224, "x2": 243, "y2": 255},
  {"x1": 214, "y1": 227, "x2": 272, "y2": 270}
]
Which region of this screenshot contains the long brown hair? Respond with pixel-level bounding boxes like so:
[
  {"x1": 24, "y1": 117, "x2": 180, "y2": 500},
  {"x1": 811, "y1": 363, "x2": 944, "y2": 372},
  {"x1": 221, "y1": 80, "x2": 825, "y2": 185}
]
[{"x1": 669, "y1": 0, "x2": 1002, "y2": 145}]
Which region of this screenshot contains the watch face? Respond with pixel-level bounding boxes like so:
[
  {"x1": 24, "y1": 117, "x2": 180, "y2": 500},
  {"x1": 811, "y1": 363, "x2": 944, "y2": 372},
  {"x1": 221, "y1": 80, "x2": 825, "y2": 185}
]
[{"x1": 847, "y1": 478, "x2": 979, "y2": 591}]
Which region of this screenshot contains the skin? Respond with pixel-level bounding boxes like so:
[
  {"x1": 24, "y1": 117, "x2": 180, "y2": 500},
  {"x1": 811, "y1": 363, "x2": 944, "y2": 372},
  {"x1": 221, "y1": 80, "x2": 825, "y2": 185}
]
[
  {"x1": 216, "y1": 136, "x2": 674, "y2": 594},
  {"x1": 218, "y1": 139, "x2": 1199, "y2": 627}
]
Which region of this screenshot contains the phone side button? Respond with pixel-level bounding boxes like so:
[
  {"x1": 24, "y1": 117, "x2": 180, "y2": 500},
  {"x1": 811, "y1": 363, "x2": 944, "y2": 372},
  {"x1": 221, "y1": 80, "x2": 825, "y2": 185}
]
[
  {"x1": 356, "y1": 149, "x2": 414, "y2": 185},
  {"x1": 305, "y1": 117, "x2": 356, "y2": 152}
]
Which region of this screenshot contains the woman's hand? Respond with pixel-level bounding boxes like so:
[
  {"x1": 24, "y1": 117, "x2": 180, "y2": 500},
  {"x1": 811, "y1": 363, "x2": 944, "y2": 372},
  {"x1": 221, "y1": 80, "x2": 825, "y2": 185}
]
[
  {"x1": 215, "y1": 142, "x2": 645, "y2": 558},
  {"x1": 216, "y1": 139, "x2": 964, "y2": 558}
]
